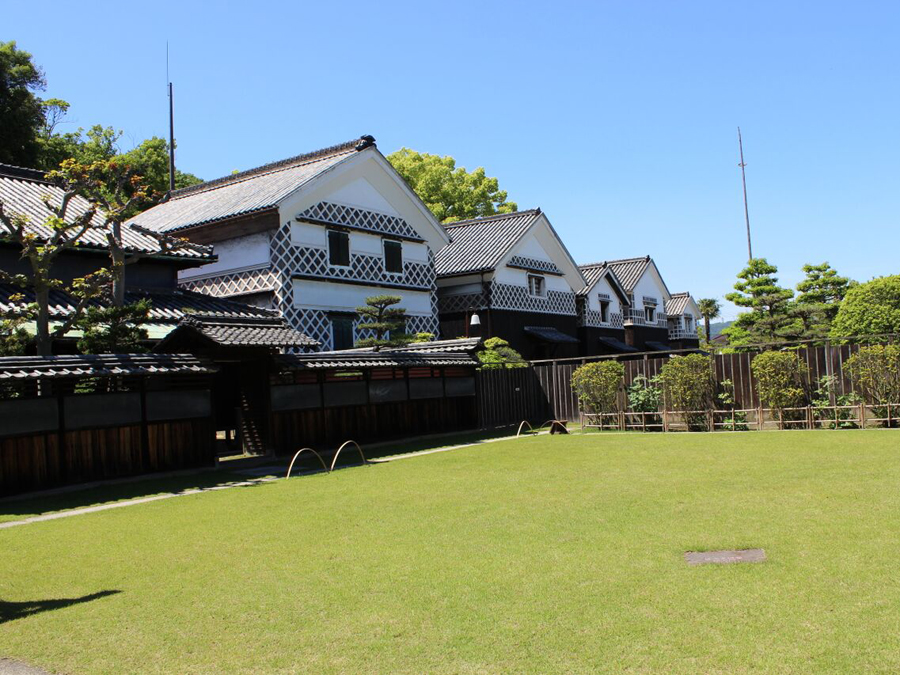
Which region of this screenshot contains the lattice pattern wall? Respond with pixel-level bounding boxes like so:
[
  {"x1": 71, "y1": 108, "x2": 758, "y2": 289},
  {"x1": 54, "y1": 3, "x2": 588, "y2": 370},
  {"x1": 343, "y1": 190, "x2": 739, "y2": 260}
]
[
  {"x1": 180, "y1": 266, "x2": 278, "y2": 298},
  {"x1": 438, "y1": 291, "x2": 488, "y2": 314},
  {"x1": 298, "y1": 201, "x2": 421, "y2": 240},
  {"x1": 506, "y1": 256, "x2": 563, "y2": 275},
  {"x1": 270, "y1": 203, "x2": 440, "y2": 350},
  {"x1": 490, "y1": 281, "x2": 576, "y2": 316}
]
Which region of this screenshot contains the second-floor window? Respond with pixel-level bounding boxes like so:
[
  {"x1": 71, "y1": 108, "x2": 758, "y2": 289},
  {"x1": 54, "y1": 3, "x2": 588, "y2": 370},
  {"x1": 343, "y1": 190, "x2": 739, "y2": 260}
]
[
  {"x1": 383, "y1": 239, "x2": 402, "y2": 273},
  {"x1": 684, "y1": 316, "x2": 693, "y2": 331},
  {"x1": 645, "y1": 306, "x2": 656, "y2": 323},
  {"x1": 599, "y1": 299, "x2": 610, "y2": 323},
  {"x1": 328, "y1": 230, "x2": 350, "y2": 267},
  {"x1": 528, "y1": 274, "x2": 545, "y2": 297}
]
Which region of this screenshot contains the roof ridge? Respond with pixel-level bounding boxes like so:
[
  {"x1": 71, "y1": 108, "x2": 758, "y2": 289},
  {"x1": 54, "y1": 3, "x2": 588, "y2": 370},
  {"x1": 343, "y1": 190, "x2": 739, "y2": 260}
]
[
  {"x1": 605, "y1": 255, "x2": 652, "y2": 265},
  {"x1": 169, "y1": 135, "x2": 375, "y2": 200},
  {"x1": 443, "y1": 208, "x2": 541, "y2": 228},
  {"x1": 0, "y1": 162, "x2": 51, "y2": 183}
]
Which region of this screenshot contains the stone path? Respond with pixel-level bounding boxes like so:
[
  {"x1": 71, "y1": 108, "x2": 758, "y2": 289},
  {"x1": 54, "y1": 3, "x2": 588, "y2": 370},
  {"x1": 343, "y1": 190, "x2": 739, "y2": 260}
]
[{"x1": 0, "y1": 659, "x2": 53, "y2": 675}]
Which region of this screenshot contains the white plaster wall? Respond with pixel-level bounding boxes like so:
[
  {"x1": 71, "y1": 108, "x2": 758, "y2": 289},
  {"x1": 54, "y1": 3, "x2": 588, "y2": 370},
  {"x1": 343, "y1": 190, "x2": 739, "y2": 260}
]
[
  {"x1": 293, "y1": 279, "x2": 432, "y2": 316},
  {"x1": 277, "y1": 151, "x2": 448, "y2": 253},
  {"x1": 180, "y1": 231, "x2": 270, "y2": 279},
  {"x1": 511, "y1": 234, "x2": 553, "y2": 262},
  {"x1": 586, "y1": 275, "x2": 623, "y2": 314},
  {"x1": 631, "y1": 272, "x2": 668, "y2": 311},
  {"x1": 493, "y1": 265, "x2": 570, "y2": 293},
  {"x1": 291, "y1": 221, "x2": 327, "y2": 248}
]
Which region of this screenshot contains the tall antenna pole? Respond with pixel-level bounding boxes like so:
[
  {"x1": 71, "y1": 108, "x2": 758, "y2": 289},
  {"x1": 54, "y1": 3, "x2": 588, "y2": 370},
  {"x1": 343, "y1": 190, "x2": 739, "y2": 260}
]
[
  {"x1": 167, "y1": 43, "x2": 176, "y2": 193},
  {"x1": 737, "y1": 127, "x2": 753, "y2": 261}
]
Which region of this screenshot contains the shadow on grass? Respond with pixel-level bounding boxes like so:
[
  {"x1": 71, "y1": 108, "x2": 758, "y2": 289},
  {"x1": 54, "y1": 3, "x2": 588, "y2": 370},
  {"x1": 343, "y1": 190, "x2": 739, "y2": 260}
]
[
  {"x1": 0, "y1": 471, "x2": 247, "y2": 524},
  {"x1": 0, "y1": 590, "x2": 121, "y2": 624}
]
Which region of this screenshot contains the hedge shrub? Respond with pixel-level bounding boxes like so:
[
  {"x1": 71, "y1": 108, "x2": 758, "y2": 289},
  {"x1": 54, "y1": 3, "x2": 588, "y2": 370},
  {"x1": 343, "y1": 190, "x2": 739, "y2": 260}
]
[
  {"x1": 658, "y1": 354, "x2": 716, "y2": 430},
  {"x1": 571, "y1": 361, "x2": 625, "y2": 414},
  {"x1": 845, "y1": 344, "x2": 900, "y2": 426},
  {"x1": 751, "y1": 350, "x2": 807, "y2": 420}
]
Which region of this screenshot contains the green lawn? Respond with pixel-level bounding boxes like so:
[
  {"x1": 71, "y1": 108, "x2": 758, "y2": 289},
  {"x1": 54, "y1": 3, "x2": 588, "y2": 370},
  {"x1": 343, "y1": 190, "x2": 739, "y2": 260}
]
[{"x1": 2, "y1": 430, "x2": 899, "y2": 673}]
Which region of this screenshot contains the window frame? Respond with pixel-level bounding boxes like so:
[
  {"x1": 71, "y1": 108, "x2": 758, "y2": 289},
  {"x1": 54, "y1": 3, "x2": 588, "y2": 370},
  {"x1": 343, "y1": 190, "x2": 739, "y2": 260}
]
[
  {"x1": 527, "y1": 274, "x2": 546, "y2": 298},
  {"x1": 383, "y1": 238, "x2": 403, "y2": 274},
  {"x1": 327, "y1": 229, "x2": 351, "y2": 268},
  {"x1": 330, "y1": 314, "x2": 355, "y2": 350},
  {"x1": 644, "y1": 305, "x2": 656, "y2": 323},
  {"x1": 599, "y1": 298, "x2": 610, "y2": 323}
]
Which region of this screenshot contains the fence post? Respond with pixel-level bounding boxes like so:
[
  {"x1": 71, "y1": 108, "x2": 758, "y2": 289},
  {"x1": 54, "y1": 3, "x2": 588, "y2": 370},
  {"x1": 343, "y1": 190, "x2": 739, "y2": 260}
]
[
  {"x1": 807, "y1": 405, "x2": 813, "y2": 430},
  {"x1": 708, "y1": 409, "x2": 714, "y2": 432},
  {"x1": 758, "y1": 404, "x2": 764, "y2": 431},
  {"x1": 859, "y1": 401, "x2": 865, "y2": 428},
  {"x1": 662, "y1": 408, "x2": 669, "y2": 432}
]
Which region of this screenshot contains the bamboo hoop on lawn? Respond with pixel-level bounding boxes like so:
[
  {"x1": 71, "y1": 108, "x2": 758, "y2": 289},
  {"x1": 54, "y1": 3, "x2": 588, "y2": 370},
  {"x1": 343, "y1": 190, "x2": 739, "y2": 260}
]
[
  {"x1": 329, "y1": 440, "x2": 367, "y2": 472},
  {"x1": 538, "y1": 419, "x2": 568, "y2": 434},
  {"x1": 285, "y1": 447, "x2": 328, "y2": 479},
  {"x1": 516, "y1": 420, "x2": 534, "y2": 438}
]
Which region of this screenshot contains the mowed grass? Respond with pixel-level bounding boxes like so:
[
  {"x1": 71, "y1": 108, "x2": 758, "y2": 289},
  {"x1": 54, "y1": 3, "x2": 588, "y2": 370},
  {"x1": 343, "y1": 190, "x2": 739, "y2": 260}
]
[{"x1": 1, "y1": 431, "x2": 899, "y2": 673}]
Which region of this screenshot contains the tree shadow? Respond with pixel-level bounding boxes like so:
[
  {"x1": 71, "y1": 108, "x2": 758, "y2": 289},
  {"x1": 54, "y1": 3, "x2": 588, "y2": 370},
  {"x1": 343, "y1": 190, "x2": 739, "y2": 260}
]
[{"x1": 0, "y1": 590, "x2": 121, "y2": 624}]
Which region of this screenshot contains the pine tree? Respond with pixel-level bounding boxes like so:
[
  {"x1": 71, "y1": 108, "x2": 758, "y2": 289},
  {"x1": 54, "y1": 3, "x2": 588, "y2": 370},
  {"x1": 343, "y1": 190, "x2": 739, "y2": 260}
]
[{"x1": 354, "y1": 295, "x2": 413, "y2": 350}]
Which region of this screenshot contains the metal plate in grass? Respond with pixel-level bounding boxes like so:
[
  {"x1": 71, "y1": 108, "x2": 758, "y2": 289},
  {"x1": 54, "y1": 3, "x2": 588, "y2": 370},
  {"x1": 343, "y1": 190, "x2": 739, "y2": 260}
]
[{"x1": 685, "y1": 549, "x2": 766, "y2": 565}]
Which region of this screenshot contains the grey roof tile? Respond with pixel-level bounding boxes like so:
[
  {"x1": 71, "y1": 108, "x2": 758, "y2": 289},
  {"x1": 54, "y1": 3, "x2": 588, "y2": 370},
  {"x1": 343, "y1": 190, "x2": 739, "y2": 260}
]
[
  {"x1": 0, "y1": 354, "x2": 216, "y2": 381},
  {"x1": 435, "y1": 210, "x2": 542, "y2": 277},
  {"x1": 177, "y1": 314, "x2": 319, "y2": 348},
  {"x1": 665, "y1": 292, "x2": 691, "y2": 316},
  {"x1": 130, "y1": 137, "x2": 374, "y2": 234},
  {"x1": 0, "y1": 164, "x2": 214, "y2": 261},
  {"x1": 579, "y1": 256, "x2": 652, "y2": 293}
]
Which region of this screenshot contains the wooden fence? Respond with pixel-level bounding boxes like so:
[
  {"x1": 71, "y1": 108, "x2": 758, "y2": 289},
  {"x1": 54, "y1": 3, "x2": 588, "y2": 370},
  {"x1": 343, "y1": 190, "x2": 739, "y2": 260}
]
[{"x1": 476, "y1": 341, "x2": 898, "y2": 428}]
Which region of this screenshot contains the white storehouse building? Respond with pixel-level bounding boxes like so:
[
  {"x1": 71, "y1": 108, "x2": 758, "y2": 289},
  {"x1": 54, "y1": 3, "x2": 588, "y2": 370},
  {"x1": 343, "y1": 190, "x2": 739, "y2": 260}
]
[{"x1": 131, "y1": 136, "x2": 449, "y2": 350}]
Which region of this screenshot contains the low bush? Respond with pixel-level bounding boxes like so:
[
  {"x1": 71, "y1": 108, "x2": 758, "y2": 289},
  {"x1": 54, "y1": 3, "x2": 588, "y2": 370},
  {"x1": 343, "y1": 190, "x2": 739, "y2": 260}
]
[
  {"x1": 572, "y1": 361, "x2": 625, "y2": 414},
  {"x1": 751, "y1": 350, "x2": 808, "y2": 425},
  {"x1": 845, "y1": 344, "x2": 900, "y2": 427},
  {"x1": 658, "y1": 354, "x2": 716, "y2": 430}
]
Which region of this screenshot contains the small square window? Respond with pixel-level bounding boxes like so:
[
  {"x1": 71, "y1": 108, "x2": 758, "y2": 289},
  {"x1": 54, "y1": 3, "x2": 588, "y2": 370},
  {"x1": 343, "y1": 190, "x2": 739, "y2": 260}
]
[
  {"x1": 645, "y1": 306, "x2": 656, "y2": 323},
  {"x1": 599, "y1": 299, "x2": 610, "y2": 323},
  {"x1": 328, "y1": 230, "x2": 350, "y2": 267},
  {"x1": 528, "y1": 274, "x2": 545, "y2": 297},
  {"x1": 383, "y1": 239, "x2": 402, "y2": 273}
]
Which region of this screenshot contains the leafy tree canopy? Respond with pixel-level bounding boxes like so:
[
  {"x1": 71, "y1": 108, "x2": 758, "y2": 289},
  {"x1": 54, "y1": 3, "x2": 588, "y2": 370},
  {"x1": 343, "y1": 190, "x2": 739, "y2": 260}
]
[
  {"x1": 476, "y1": 337, "x2": 527, "y2": 369},
  {"x1": 387, "y1": 148, "x2": 517, "y2": 223},
  {"x1": 0, "y1": 41, "x2": 46, "y2": 166},
  {"x1": 724, "y1": 258, "x2": 796, "y2": 347},
  {"x1": 796, "y1": 262, "x2": 852, "y2": 323},
  {"x1": 354, "y1": 295, "x2": 414, "y2": 349},
  {"x1": 830, "y1": 275, "x2": 900, "y2": 339}
]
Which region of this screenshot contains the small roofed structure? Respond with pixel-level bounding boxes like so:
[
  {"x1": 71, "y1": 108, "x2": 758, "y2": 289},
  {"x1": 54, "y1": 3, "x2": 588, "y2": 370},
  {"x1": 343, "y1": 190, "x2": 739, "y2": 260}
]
[
  {"x1": 0, "y1": 353, "x2": 219, "y2": 495},
  {"x1": 269, "y1": 340, "x2": 480, "y2": 453},
  {"x1": 157, "y1": 313, "x2": 319, "y2": 352}
]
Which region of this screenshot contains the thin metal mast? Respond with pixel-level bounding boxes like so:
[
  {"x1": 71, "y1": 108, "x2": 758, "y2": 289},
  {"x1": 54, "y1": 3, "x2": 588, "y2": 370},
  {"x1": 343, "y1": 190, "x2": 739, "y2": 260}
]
[
  {"x1": 167, "y1": 44, "x2": 176, "y2": 193},
  {"x1": 737, "y1": 127, "x2": 752, "y2": 261}
]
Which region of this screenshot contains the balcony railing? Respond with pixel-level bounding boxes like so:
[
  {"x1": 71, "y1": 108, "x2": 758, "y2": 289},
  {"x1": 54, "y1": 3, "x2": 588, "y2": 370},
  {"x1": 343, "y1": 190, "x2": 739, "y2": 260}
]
[
  {"x1": 624, "y1": 309, "x2": 667, "y2": 328},
  {"x1": 668, "y1": 327, "x2": 697, "y2": 340}
]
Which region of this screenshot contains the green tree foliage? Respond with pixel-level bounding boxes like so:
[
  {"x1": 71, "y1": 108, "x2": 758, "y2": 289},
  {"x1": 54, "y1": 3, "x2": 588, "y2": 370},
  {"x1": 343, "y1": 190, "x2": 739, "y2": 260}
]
[
  {"x1": 830, "y1": 275, "x2": 900, "y2": 339},
  {"x1": 724, "y1": 259, "x2": 796, "y2": 347},
  {"x1": 796, "y1": 262, "x2": 852, "y2": 324},
  {"x1": 0, "y1": 312, "x2": 30, "y2": 356},
  {"x1": 844, "y1": 345, "x2": 900, "y2": 422},
  {"x1": 658, "y1": 354, "x2": 716, "y2": 429},
  {"x1": 76, "y1": 299, "x2": 151, "y2": 354},
  {"x1": 0, "y1": 41, "x2": 46, "y2": 167},
  {"x1": 476, "y1": 337, "x2": 527, "y2": 369},
  {"x1": 354, "y1": 295, "x2": 412, "y2": 349},
  {"x1": 751, "y1": 351, "x2": 807, "y2": 417},
  {"x1": 387, "y1": 148, "x2": 517, "y2": 223},
  {"x1": 627, "y1": 374, "x2": 662, "y2": 412},
  {"x1": 697, "y1": 298, "x2": 721, "y2": 345},
  {"x1": 0, "y1": 179, "x2": 110, "y2": 355},
  {"x1": 571, "y1": 360, "x2": 625, "y2": 414},
  {"x1": 116, "y1": 137, "x2": 203, "y2": 194}
]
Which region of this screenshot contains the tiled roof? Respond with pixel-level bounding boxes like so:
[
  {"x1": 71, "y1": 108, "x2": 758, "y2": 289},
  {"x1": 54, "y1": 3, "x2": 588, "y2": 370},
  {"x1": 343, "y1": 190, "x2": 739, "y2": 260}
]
[
  {"x1": 130, "y1": 137, "x2": 375, "y2": 234},
  {"x1": 665, "y1": 292, "x2": 691, "y2": 316},
  {"x1": 576, "y1": 261, "x2": 629, "y2": 302},
  {"x1": 0, "y1": 282, "x2": 276, "y2": 326},
  {"x1": 0, "y1": 354, "x2": 216, "y2": 381},
  {"x1": 434, "y1": 209, "x2": 542, "y2": 277},
  {"x1": 0, "y1": 164, "x2": 214, "y2": 262},
  {"x1": 600, "y1": 256, "x2": 652, "y2": 293},
  {"x1": 175, "y1": 314, "x2": 319, "y2": 348},
  {"x1": 339, "y1": 337, "x2": 482, "y2": 355},
  {"x1": 276, "y1": 350, "x2": 477, "y2": 370}
]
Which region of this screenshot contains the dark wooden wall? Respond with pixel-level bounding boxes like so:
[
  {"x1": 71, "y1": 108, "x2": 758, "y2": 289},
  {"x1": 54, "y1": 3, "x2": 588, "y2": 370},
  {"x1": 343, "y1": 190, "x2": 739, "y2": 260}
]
[{"x1": 0, "y1": 388, "x2": 215, "y2": 496}]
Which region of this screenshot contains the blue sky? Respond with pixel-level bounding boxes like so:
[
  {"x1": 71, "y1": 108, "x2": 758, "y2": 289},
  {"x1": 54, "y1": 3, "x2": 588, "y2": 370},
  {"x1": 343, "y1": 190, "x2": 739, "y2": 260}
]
[{"x1": 6, "y1": 1, "x2": 899, "y2": 319}]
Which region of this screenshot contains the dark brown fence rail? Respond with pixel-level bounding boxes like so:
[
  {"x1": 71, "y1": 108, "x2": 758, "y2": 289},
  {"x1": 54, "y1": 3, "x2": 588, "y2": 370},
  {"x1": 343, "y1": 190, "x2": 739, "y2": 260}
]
[{"x1": 476, "y1": 340, "x2": 899, "y2": 427}]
